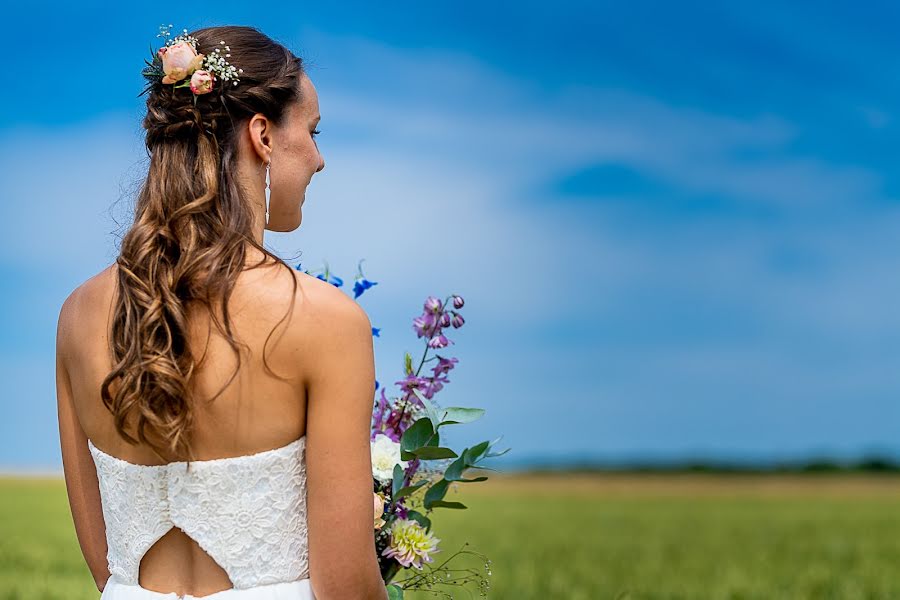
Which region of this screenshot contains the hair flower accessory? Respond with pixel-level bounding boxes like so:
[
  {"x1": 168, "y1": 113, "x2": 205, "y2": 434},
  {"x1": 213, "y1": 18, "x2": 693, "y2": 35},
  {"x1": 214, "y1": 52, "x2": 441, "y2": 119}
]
[
  {"x1": 190, "y1": 70, "x2": 214, "y2": 95},
  {"x1": 140, "y1": 24, "x2": 244, "y2": 101},
  {"x1": 158, "y1": 41, "x2": 203, "y2": 85}
]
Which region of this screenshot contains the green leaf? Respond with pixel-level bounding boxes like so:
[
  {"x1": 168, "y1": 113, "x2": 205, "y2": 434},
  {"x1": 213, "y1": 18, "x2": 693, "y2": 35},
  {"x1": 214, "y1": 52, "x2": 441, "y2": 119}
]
[
  {"x1": 442, "y1": 448, "x2": 489, "y2": 482},
  {"x1": 485, "y1": 447, "x2": 511, "y2": 459},
  {"x1": 458, "y1": 475, "x2": 489, "y2": 483},
  {"x1": 484, "y1": 434, "x2": 511, "y2": 459},
  {"x1": 412, "y1": 446, "x2": 458, "y2": 460},
  {"x1": 406, "y1": 509, "x2": 432, "y2": 532},
  {"x1": 410, "y1": 388, "x2": 444, "y2": 430},
  {"x1": 423, "y1": 478, "x2": 449, "y2": 509},
  {"x1": 387, "y1": 583, "x2": 404, "y2": 599},
  {"x1": 391, "y1": 464, "x2": 405, "y2": 499},
  {"x1": 471, "y1": 465, "x2": 500, "y2": 473},
  {"x1": 466, "y1": 440, "x2": 491, "y2": 464},
  {"x1": 443, "y1": 454, "x2": 467, "y2": 482},
  {"x1": 393, "y1": 479, "x2": 429, "y2": 502},
  {"x1": 438, "y1": 407, "x2": 485, "y2": 426},
  {"x1": 400, "y1": 418, "x2": 435, "y2": 454},
  {"x1": 428, "y1": 500, "x2": 468, "y2": 509}
]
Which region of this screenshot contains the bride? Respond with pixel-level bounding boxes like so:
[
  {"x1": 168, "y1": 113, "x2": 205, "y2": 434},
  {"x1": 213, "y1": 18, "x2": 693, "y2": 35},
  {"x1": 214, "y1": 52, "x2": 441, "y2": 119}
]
[{"x1": 55, "y1": 24, "x2": 388, "y2": 599}]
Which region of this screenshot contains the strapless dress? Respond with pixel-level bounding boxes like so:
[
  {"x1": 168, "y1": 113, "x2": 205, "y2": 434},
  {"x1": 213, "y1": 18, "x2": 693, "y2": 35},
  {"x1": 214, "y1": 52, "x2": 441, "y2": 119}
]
[{"x1": 88, "y1": 435, "x2": 316, "y2": 599}]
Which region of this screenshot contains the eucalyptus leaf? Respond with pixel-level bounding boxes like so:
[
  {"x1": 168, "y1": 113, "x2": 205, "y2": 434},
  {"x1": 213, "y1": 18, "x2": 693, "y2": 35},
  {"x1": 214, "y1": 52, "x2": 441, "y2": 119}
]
[
  {"x1": 443, "y1": 453, "x2": 467, "y2": 482},
  {"x1": 466, "y1": 440, "x2": 491, "y2": 465},
  {"x1": 406, "y1": 509, "x2": 432, "y2": 532},
  {"x1": 391, "y1": 463, "x2": 405, "y2": 500},
  {"x1": 471, "y1": 465, "x2": 500, "y2": 472},
  {"x1": 400, "y1": 418, "x2": 434, "y2": 454},
  {"x1": 423, "y1": 478, "x2": 449, "y2": 509},
  {"x1": 485, "y1": 446, "x2": 512, "y2": 459},
  {"x1": 387, "y1": 583, "x2": 404, "y2": 600},
  {"x1": 393, "y1": 479, "x2": 428, "y2": 501},
  {"x1": 412, "y1": 446, "x2": 458, "y2": 460},
  {"x1": 410, "y1": 388, "x2": 444, "y2": 429},
  {"x1": 439, "y1": 407, "x2": 485, "y2": 426},
  {"x1": 428, "y1": 500, "x2": 468, "y2": 509}
]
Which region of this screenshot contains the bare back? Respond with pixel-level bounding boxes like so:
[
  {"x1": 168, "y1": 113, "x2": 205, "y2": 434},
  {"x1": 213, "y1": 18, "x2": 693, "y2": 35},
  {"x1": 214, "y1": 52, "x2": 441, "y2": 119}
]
[{"x1": 64, "y1": 251, "x2": 336, "y2": 596}]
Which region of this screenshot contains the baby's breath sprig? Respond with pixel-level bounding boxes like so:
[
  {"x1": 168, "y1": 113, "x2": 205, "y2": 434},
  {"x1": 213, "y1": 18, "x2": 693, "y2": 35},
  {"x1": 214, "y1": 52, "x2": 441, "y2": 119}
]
[
  {"x1": 169, "y1": 28, "x2": 200, "y2": 52},
  {"x1": 203, "y1": 40, "x2": 243, "y2": 87}
]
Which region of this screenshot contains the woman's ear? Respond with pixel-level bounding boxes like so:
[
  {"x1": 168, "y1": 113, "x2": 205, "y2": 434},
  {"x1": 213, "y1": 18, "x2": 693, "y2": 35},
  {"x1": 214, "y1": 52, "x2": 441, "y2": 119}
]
[{"x1": 247, "y1": 113, "x2": 273, "y2": 162}]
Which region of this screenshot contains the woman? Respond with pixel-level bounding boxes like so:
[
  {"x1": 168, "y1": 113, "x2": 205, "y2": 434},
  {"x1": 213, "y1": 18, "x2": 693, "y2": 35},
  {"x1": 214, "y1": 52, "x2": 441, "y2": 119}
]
[{"x1": 55, "y1": 25, "x2": 389, "y2": 599}]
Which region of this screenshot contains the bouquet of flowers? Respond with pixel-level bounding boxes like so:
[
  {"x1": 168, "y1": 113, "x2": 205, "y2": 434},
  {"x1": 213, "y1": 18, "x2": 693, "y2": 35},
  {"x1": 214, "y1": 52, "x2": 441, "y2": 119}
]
[{"x1": 296, "y1": 260, "x2": 509, "y2": 599}]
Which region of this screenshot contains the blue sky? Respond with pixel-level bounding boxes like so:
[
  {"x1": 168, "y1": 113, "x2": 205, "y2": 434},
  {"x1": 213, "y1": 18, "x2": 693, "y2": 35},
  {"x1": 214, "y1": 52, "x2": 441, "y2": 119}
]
[{"x1": 1, "y1": 1, "x2": 898, "y2": 472}]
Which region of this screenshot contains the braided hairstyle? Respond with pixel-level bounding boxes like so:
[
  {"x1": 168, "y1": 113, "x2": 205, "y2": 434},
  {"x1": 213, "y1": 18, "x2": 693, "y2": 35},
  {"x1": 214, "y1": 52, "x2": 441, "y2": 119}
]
[{"x1": 101, "y1": 25, "x2": 306, "y2": 466}]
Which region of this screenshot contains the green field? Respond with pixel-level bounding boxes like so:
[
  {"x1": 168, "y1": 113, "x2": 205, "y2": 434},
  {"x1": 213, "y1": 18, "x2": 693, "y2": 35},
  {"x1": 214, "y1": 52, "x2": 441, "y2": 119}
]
[{"x1": 2, "y1": 473, "x2": 900, "y2": 599}]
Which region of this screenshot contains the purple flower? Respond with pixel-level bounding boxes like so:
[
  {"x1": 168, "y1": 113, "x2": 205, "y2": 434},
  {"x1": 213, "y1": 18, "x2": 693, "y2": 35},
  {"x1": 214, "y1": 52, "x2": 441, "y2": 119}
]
[
  {"x1": 440, "y1": 312, "x2": 451, "y2": 328},
  {"x1": 432, "y1": 356, "x2": 458, "y2": 376},
  {"x1": 412, "y1": 313, "x2": 437, "y2": 338},
  {"x1": 427, "y1": 334, "x2": 452, "y2": 349},
  {"x1": 450, "y1": 312, "x2": 465, "y2": 328},
  {"x1": 371, "y1": 388, "x2": 391, "y2": 434},
  {"x1": 379, "y1": 426, "x2": 401, "y2": 443},
  {"x1": 452, "y1": 295, "x2": 464, "y2": 309},
  {"x1": 424, "y1": 377, "x2": 446, "y2": 398},
  {"x1": 424, "y1": 296, "x2": 443, "y2": 314},
  {"x1": 396, "y1": 374, "x2": 427, "y2": 395},
  {"x1": 405, "y1": 457, "x2": 422, "y2": 480}
]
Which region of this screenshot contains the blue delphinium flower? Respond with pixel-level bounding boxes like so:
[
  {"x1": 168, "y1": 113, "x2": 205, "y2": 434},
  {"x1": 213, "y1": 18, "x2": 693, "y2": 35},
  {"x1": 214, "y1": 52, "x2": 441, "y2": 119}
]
[
  {"x1": 354, "y1": 278, "x2": 377, "y2": 298},
  {"x1": 316, "y1": 272, "x2": 343, "y2": 287},
  {"x1": 307, "y1": 261, "x2": 343, "y2": 287},
  {"x1": 353, "y1": 259, "x2": 378, "y2": 299}
]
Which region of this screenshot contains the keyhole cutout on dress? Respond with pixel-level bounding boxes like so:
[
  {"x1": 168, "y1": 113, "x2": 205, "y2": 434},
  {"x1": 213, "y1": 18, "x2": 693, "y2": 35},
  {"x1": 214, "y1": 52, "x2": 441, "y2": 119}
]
[{"x1": 139, "y1": 526, "x2": 235, "y2": 597}]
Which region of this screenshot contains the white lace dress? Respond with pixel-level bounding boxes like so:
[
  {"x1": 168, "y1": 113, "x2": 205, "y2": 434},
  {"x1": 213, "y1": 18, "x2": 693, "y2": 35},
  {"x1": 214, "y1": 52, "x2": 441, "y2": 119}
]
[{"x1": 88, "y1": 435, "x2": 316, "y2": 599}]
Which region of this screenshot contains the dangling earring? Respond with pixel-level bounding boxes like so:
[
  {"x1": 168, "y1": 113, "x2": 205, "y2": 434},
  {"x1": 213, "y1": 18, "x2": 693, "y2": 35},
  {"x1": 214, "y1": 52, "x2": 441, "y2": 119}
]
[{"x1": 265, "y1": 160, "x2": 271, "y2": 226}]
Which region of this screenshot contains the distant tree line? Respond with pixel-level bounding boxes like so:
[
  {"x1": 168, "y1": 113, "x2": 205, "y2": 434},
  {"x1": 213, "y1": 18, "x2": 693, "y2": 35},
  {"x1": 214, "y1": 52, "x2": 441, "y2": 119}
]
[{"x1": 509, "y1": 455, "x2": 900, "y2": 475}]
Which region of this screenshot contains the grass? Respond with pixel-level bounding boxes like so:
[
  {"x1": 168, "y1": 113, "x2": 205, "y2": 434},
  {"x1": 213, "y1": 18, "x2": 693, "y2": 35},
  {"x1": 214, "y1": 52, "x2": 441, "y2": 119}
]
[{"x1": 2, "y1": 473, "x2": 899, "y2": 599}]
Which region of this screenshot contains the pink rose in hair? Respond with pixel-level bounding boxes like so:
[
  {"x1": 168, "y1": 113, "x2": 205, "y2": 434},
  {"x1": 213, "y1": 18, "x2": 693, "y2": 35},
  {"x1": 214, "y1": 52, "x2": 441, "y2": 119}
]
[
  {"x1": 190, "y1": 70, "x2": 214, "y2": 95},
  {"x1": 158, "y1": 41, "x2": 204, "y2": 84}
]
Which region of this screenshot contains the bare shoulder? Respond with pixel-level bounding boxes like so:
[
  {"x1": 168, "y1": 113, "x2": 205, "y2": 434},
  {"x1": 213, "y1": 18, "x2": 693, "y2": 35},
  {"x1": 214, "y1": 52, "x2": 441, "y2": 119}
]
[
  {"x1": 280, "y1": 268, "x2": 373, "y2": 382},
  {"x1": 57, "y1": 263, "x2": 116, "y2": 357},
  {"x1": 288, "y1": 268, "x2": 372, "y2": 334}
]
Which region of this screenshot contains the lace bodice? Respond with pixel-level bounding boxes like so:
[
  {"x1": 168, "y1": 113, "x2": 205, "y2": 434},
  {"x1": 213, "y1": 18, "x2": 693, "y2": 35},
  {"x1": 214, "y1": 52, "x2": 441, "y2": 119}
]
[{"x1": 87, "y1": 435, "x2": 309, "y2": 589}]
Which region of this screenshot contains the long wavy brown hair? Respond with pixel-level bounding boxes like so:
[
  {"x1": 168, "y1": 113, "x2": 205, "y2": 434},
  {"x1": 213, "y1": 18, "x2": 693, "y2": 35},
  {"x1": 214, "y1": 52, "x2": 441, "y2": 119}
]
[{"x1": 101, "y1": 25, "x2": 305, "y2": 467}]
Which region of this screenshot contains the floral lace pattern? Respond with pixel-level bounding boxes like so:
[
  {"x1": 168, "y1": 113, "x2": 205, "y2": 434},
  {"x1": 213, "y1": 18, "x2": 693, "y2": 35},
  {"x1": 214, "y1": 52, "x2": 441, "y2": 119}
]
[{"x1": 88, "y1": 436, "x2": 309, "y2": 589}]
